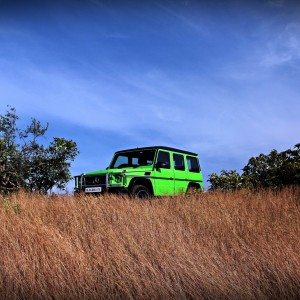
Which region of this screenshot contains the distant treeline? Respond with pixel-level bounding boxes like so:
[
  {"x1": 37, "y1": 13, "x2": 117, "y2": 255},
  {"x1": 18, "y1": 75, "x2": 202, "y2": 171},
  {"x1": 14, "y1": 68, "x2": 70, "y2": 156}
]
[{"x1": 208, "y1": 144, "x2": 300, "y2": 191}]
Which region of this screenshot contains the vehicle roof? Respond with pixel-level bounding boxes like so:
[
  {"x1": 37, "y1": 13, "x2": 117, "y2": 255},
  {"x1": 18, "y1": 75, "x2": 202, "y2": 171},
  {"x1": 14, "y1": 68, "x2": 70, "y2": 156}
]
[{"x1": 115, "y1": 146, "x2": 198, "y2": 156}]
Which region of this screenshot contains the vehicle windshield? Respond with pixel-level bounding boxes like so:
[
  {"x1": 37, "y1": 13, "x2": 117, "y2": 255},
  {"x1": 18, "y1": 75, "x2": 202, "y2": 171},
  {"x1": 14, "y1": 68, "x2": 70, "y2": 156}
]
[{"x1": 110, "y1": 149, "x2": 156, "y2": 169}]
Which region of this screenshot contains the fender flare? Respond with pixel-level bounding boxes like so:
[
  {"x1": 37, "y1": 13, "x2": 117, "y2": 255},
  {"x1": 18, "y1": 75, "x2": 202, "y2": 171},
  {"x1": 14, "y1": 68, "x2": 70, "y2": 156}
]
[{"x1": 128, "y1": 177, "x2": 154, "y2": 195}]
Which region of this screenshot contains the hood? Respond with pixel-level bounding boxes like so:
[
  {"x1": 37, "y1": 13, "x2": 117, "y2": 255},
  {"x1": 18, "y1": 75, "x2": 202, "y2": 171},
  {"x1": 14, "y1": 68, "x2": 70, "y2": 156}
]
[{"x1": 85, "y1": 165, "x2": 153, "y2": 176}]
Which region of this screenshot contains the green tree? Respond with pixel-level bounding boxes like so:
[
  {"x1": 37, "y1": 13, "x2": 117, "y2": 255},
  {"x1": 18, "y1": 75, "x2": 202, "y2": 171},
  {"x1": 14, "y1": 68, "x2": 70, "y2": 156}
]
[
  {"x1": 280, "y1": 144, "x2": 300, "y2": 185},
  {"x1": 208, "y1": 144, "x2": 300, "y2": 191},
  {"x1": 0, "y1": 106, "x2": 78, "y2": 194},
  {"x1": 208, "y1": 170, "x2": 244, "y2": 191},
  {"x1": 242, "y1": 144, "x2": 300, "y2": 188},
  {"x1": 0, "y1": 107, "x2": 23, "y2": 192}
]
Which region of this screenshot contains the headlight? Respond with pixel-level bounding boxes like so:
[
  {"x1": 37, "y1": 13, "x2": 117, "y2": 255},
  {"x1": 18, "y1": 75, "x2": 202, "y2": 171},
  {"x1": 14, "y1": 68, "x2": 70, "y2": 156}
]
[
  {"x1": 108, "y1": 173, "x2": 123, "y2": 183},
  {"x1": 115, "y1": 174, "x2": 122, "y2": 183}
]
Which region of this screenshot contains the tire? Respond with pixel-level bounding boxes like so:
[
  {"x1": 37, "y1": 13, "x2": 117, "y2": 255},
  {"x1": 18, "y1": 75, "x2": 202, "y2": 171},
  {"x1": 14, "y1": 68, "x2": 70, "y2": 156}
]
[
  {"x1": 186, "y1": 184, "x2": 199, "y2": 195},
  {"x1": 131, "y1": 184, "x2": 151, "y2": 199}
]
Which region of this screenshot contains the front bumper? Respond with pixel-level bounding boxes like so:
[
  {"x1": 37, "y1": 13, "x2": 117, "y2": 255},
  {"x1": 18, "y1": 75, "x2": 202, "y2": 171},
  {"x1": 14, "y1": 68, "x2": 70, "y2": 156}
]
[
  {"x1": 74, "y1": 185, "x2": 128, "y2": 195},
  {"x1": 74, "y1": 174, "x2": 107, "y2": 194},
  {"x1": 75, "y1": 173, "x2": 128, "y2": 195}
]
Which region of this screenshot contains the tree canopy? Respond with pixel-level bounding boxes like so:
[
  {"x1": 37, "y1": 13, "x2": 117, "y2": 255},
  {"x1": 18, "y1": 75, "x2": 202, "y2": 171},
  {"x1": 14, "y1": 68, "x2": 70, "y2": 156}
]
[
  {"x1": 0, "y1": 107, "x2": 78, "y2": 194},
  {"x1": 208, "y1": 144, "x2": 300, "y2": 191}
]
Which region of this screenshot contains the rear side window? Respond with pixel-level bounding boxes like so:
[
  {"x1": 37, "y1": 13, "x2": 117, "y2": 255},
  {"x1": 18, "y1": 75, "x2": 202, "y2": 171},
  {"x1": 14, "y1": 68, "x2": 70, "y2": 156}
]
[
  {"x1": 187, "y1": 156, "x2": 200, "y2": 173},
  {"x1": 173, "y1": 154, "x2": 185, "y2": 171},
  {"x1": 156, "y1": 151, "x2": 170, "y2": 169}
]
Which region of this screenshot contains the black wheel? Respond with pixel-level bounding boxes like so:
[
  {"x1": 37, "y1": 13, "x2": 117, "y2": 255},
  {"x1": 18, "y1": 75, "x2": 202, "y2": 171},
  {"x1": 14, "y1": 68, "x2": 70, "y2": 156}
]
[
  {"x1": 131, "y1": 184, "x2": 151, "y2": 199},
  {"x1": 186, "y1": 184, "x2": 199, "y2": 195}
]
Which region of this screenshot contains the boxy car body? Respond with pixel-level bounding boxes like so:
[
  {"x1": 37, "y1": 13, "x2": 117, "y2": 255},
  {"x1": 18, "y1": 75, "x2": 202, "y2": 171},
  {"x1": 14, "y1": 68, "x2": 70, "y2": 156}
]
[{"x1": 74, "y1": 146, "x2": 203, "y2": 197}]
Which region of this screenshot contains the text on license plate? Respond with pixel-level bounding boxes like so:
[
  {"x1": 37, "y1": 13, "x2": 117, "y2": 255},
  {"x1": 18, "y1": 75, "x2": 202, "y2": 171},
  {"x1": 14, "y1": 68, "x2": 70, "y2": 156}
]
[{"x1": 85, "y1": 187, "x2": 102, "y2": 193}]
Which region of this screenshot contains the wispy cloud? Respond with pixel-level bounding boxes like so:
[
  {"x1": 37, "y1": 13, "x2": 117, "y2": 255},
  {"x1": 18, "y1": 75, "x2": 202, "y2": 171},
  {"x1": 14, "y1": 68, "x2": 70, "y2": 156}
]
[
  {"x1": 267, "y1": 0, "x2": 286, "y2": 8},
  {"x1": 101, "y1": 33, "x2": 129, "y2": 39},
  {"x1": 0, "y1": 0, "x2": 299, "y2": 179},
  {"x1": 261, "y1": 22, "x2": 300, "y2": 67},
  {"x1": 155, "y1": 2, "x2": 208, "y2": 36},
  {"x1": 1, "y1": 57, "x2": 298, "y2": 158}
]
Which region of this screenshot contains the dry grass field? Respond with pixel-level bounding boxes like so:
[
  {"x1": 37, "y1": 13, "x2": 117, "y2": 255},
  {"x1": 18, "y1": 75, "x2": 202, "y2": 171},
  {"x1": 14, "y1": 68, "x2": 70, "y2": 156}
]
[{"x1": 0, "y1": 187, "x2": 299, "y2": 299}]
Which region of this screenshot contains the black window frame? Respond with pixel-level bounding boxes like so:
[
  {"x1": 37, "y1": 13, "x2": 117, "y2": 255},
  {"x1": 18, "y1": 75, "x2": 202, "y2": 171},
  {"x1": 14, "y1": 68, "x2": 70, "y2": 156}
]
[
  {"x1": 110, "y1": 149, "x2": 156, "y2": 169},
  {"x1": 173, "y1": 153, "x2": 185, "y2": 171},
  {"x1": 187, "y1": 156, "x2": 200, "y2": 173},
  {"x1": 156, "y1": 150, "x2": 171, "y2": 169}
]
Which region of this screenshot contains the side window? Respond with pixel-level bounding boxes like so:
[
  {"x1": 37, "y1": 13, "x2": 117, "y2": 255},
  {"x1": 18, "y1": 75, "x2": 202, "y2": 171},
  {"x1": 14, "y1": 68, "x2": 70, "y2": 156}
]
[
  {"x1": 173, "y1": 154, "x2": 185, "y2": 171},
  {"x1": 187, "y1": 156, "x2": 200, "y2": 173},
  {"x1": 156, "y1": 151, "x2": 170, "y2": 169}
]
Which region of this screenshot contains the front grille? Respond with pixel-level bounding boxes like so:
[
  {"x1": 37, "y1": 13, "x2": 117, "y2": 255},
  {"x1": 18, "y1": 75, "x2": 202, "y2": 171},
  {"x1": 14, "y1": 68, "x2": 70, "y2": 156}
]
[{"x1": 84, "y1": 175, "x2": 106, "y2": 186}]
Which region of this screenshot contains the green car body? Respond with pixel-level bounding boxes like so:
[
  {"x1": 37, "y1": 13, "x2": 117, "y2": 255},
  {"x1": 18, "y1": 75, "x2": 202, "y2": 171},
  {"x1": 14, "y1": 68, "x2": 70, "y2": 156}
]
[{"x1": 74, "y1": 146, "x2": 203, "y2": 197}]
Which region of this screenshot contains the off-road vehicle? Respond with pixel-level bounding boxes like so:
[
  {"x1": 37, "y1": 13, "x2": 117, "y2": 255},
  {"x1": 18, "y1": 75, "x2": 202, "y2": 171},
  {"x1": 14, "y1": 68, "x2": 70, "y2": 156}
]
[{"x1": 74, "y1": 146, "x2": 203, "y2": 197}]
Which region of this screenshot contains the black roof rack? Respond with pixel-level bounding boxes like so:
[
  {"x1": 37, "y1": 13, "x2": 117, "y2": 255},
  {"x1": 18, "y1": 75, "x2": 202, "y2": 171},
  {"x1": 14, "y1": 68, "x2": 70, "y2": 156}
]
[{"x1": 115, "y1": 146, "x2": 198, "y2": 156}]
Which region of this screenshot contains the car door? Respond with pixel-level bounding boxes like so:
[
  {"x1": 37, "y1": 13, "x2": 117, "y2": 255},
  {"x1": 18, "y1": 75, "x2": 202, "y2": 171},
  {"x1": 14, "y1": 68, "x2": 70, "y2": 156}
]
[
  {"x1": 153, "y1": 150, "x2": 174, "y2": 196},
  {"x1": 186, "y1": 155, "x2": 203, "y2": 187},
  {"x1": 173, "y1": 153, "x2": 188, "y2": 194}
]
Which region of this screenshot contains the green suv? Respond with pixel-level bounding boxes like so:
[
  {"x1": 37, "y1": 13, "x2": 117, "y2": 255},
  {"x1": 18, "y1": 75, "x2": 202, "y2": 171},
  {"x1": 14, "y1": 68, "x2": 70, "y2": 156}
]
[{"x1": 74, "y1": 146, "x2": 203, "y2": 197}]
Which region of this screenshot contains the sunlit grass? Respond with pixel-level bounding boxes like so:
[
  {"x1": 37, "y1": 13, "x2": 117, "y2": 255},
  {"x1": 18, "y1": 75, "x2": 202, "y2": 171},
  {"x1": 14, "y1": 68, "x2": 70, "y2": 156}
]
[{"x1": 0, "y1": 187, "x2": 299, "y2": 299}]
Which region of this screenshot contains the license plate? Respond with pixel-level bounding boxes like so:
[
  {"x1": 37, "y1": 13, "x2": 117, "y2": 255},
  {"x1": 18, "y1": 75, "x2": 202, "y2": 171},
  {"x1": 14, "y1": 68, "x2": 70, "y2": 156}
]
[{"x1": 85, "y1": 187, "x2": 102, "y2": 193}]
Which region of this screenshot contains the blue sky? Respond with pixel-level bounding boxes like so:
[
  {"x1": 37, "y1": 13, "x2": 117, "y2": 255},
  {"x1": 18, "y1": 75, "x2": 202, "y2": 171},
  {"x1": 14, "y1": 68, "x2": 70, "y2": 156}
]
[{"x1": 0, "y1": 0, "x2": 299, "y2": 188}]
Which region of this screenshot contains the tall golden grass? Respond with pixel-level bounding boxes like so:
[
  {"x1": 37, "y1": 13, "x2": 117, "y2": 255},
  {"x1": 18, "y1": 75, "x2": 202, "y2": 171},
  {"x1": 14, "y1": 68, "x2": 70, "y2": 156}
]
[{"x1": 0, "y1": 187, "x2": 299, "y2": 299}]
